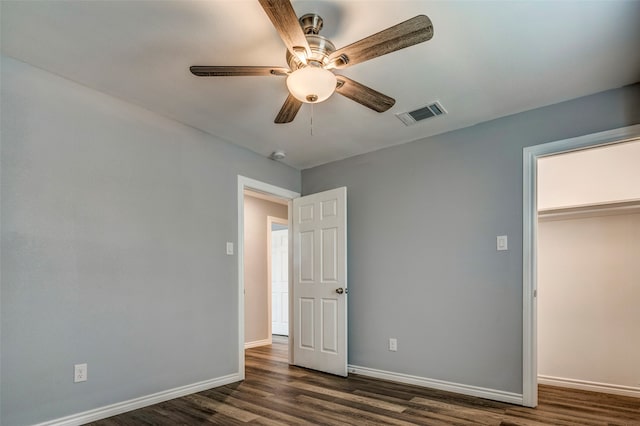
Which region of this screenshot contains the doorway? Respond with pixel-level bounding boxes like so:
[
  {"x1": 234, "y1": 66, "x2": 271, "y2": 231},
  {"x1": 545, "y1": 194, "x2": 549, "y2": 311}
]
[
  {"x1": 522, "y1": 124, "x2": 640, "y2": 407},
  {"x1": 237, "y1": 176, "x2": 299, "y2": 379},
  {"x1": 238, "y1": 176, "x2": 349, "y2": 379},
  {"x1": 243, "y1": 192, "x2": 289, "y2": 348},
  {"x1": 535, "y1": 140, "x2": 640, "y2": 398}
]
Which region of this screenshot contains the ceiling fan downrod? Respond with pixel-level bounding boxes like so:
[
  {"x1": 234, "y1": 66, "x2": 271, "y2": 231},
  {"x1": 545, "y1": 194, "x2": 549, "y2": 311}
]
[{"x1": 299, "y1": 13, "x2": 323, "y2": 35}]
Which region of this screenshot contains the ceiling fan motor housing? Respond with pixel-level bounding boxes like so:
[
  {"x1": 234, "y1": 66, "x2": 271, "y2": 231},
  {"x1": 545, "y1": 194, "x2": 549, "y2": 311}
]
[{"x1": 286, "y1": 33, "x2": 335, "y2": 71}]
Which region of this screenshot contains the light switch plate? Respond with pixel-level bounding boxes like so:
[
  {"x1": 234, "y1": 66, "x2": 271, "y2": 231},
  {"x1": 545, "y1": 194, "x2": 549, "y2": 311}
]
[
  {"x1": 389, "y1": 338, "x2": 398, "y2": 352},
  {"x1": 497, "y1": 235, "x2": 508, "y2": 251},
  {"x1": 226, "y1": 242, "x2": 234, "y2": 255}
]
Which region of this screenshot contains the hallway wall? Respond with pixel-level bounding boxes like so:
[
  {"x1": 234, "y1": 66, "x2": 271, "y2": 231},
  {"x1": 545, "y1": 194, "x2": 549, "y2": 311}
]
[{"x1": 244, "y1": 194, "x2": 287, "y2": 345}]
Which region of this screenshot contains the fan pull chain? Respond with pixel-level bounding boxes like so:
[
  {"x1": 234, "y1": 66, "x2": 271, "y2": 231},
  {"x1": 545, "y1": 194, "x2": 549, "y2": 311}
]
[{"x1": 310, "y1": 103, "x2": 314, "y2": 136}]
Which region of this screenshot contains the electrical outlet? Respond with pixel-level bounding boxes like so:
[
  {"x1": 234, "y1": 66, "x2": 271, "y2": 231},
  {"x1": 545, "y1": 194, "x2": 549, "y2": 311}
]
[
  {"x1": 389, "y1": 338, "x2": 398, "y2": 352},
  {"x1": 74, "y1": 363, "x2": 87, "y2": 383},
  {"x1": 226, "y1": 242, "x2": 234, "y2": 255}
]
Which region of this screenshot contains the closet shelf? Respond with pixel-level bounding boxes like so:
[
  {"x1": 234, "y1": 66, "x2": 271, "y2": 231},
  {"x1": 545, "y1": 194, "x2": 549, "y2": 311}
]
[{"x1": 538, "y1": 199, "x2": 640, "y2": 221}]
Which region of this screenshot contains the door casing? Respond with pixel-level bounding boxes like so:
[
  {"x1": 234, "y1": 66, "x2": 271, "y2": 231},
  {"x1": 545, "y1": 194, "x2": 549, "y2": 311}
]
[
  {"x1": 521, "y1": 124, "x2": 640, "y2": 407},
  {"x1": 237, "y1": 176, "x2": 299, "y2": 379}
]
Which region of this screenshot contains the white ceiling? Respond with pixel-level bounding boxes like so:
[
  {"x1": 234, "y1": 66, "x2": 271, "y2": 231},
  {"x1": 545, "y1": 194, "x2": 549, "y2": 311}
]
[{"x1": 2, "y1": 1, "x2": 639, "y2": 169}]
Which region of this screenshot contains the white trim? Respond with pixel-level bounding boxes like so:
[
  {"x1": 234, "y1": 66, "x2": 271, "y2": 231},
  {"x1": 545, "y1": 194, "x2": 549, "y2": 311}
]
[
  {"x1": 538, "y1": 375, "x2": 640, "y2": 398},
  {"x1": 32, "y1": 373, "x2": 240, "y2": 426},
  {"x1": 237, "y1": 176, "x2": 299, "y2": 378},
  {"x1": 348, "y1": 365, "x2": 523, "y2": 405},
  {"x1": 246, "y1": 189, "x2": 289, "y2": 206},
  {"x1": 245, "y1": 338, "x2": 272, "y2": 349},
  {"x1": 522, "y1": 124, "x2": 640, "y2": 408},
  {"x1": 287, "y1": 200, "x2": 295, "y2": 364},
  {"x1": 522, "y1": 145, "x2": 538, "y2": 408}
]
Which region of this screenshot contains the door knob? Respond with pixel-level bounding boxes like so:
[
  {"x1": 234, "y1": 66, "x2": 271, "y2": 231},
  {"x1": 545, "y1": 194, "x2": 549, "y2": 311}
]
[{"x1": 335, "y1": 288, "x2": 347, "y2": 294}]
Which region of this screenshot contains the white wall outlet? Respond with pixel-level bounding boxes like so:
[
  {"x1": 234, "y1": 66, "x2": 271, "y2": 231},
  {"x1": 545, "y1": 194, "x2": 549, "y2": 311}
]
[
  {"x1": 389, "y1": 338, "x2": 398, "y2": 352},
  {"x1": 226, "y1": 242, "x2": 234, "y2": 255},
  {"x1": 74, "y1": 363, "x2": 87, "y2": 383},
  {"x1": 497, "y1": 235, "x2": 508, "y2": 251}
]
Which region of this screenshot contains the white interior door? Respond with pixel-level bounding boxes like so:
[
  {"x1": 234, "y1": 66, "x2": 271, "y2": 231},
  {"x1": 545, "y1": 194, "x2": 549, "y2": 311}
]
[
  {"x1": 293, "y1": 187, "x2": 347, "y2": 376},
  {"x1": 271, "y1": 228, "x2": 289, "y2": 336}
]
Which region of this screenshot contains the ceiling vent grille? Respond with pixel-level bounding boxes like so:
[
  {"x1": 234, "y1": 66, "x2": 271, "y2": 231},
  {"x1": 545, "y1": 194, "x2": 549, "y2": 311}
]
[{"x1": 396, "y1": 101, "x2": 446, "y2": 126}]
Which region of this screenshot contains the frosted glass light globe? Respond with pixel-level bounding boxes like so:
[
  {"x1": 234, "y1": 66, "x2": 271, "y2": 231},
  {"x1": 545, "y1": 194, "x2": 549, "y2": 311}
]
[{"x1": 286, "y1": 66, "x2": 337, "y2": 103}]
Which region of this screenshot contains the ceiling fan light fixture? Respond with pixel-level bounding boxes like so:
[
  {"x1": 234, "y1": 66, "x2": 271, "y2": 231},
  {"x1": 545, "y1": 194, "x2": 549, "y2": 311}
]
[{"x1": 286, "y1": 65, "x2": 337, "y2": 103}]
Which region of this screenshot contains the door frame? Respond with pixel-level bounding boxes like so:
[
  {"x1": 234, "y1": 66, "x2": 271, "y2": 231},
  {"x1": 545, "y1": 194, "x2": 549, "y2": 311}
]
[
  {"x1": 521, "y1": 124, "x2": 640, "y2": 407},
  {"x1": 267, "y1": 216, "x2": 289, "y2": 338},
  {"x1": 237, "y1": 176, "x2": 299, "y2": 379}
]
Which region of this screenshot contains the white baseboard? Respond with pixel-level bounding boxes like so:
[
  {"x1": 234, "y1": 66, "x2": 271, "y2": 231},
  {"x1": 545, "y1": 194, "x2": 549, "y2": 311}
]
[
  {"x1": 33, "y1": 373, "x2": 241, "y2": 426},
  {"x1": 245, "y1": 338, "x2": 272, "y2": 349},
  {"x1": 538, "y1": 375, "x2": 640, "y2": 398},
  {"x1": 348, "y1": 364, "x2": 523, "y2": 406}
]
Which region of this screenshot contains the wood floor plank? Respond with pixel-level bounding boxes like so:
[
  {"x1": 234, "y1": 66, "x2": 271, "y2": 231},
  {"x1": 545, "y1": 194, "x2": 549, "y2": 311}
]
[
  {"x1": 409, "y1": 396, "x2": 507, "y2": 424},
  {"x1": 294, "y1": 394, "x2": 421, "y2": 426},
  {"x1": 289, "y1": 381, "x2": 408, "y2": 413},
  {"x1": 92, "y1": 339, "x2": 640, "y2": 425},
  {"x1": 203, "y1": 389, "x2": 313, "y2": 425},
  {"x1": 183, "y1": 394, "x2": 261, "y2": 423}
]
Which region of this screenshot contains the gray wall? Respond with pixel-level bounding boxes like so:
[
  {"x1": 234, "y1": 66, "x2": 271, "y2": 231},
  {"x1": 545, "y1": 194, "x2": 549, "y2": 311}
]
[
  {"x1": 302, "y1": 83, "x2": 640, "y2": 394},
  {"x1": 0, "y1": 56, "x2": 300, "y2": 426},
  {"x1": 243, "y1": 195, "x2": 287, "y2": 344}
]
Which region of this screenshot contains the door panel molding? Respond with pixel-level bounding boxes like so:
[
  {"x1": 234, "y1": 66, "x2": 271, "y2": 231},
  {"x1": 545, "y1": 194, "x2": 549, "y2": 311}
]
[{"x1": 293, "y1": 187, "x2": 347, "y2": 376}]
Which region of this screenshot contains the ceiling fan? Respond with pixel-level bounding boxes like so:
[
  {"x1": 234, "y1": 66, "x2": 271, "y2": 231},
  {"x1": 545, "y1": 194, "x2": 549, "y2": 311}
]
[{"x1": 190, "y1": 0, "x2": 434, "y2": 123}]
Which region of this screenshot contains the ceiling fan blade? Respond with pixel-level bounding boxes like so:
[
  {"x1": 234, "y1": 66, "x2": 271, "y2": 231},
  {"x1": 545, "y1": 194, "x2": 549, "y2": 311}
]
[
  {"x1": 328, "y1": 15, "x2": 433, "y2": 69},
  {"x1": 190, "y1": 66, "x2": 289, "y2": 77},
  {"x1": 275, "y1": 94, "x2": 303, "y2": 123},
  {"x1": 335, "y1": 75, "x2": 395, "y2": 112},
  {"x1": 258, "y1": 0, "x2": 311, "y2": 61}
]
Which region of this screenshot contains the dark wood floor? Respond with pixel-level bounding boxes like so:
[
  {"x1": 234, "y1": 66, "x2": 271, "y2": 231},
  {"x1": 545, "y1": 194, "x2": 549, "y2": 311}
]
[{"x1": 90, "y1": 339, "x2": 640, "y2": 425}]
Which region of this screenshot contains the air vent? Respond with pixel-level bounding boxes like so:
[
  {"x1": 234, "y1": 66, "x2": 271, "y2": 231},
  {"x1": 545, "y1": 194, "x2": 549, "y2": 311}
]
[{"x1": 396, "y1": 101, "x2": 447, "y2": 126}]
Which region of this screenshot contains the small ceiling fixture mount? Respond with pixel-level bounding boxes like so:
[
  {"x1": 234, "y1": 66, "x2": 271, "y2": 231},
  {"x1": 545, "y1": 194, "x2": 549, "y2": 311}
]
[{"x1": 271, "y1": 150, "x2": 286, "y2": 160}]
